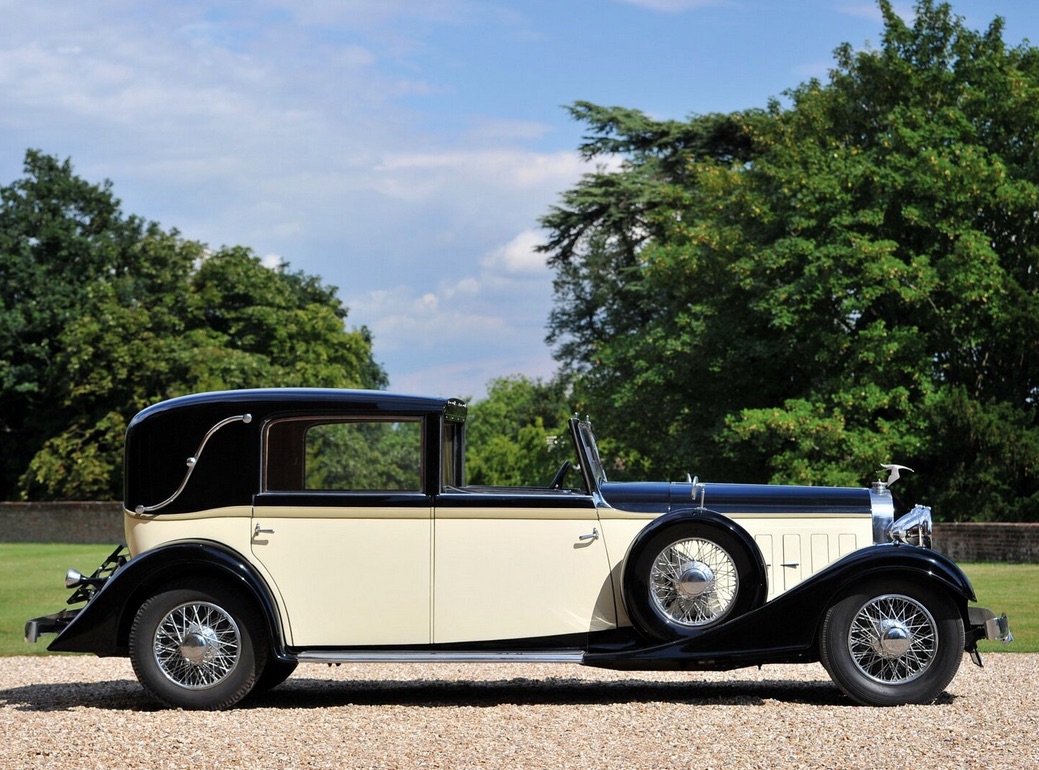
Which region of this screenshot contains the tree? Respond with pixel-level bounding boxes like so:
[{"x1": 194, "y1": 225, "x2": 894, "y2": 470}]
[
  {"x1": 465, "y1": 375, "x2": 574, "y2": 486},
  {"x1": 541, "y1": 1, "x2": 1039, "y2": 520},
  {"x1": 1, "y1": 151, "x2": 386, "y2": 500}
]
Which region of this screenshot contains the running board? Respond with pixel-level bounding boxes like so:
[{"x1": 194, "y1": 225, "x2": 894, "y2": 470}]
[{"x1": 296, "y1": 650, "x2": 586, "y2": 664}]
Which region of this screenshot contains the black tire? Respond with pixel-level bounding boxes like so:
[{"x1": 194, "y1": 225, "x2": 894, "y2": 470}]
[
  {"x1": 624, "y1": 523, "x2": 762, "y2": 641},
  {"x1": 820, "y1": 578, "x2": 964, "y2": 706},
  {"x1": 129, "y1": 584, "x2": 268, "y2": 710}
]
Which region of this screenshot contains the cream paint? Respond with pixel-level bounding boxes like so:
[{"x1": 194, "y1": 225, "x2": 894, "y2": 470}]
[
  {"x1": 125, "y1": 506, "x2": 253, "y2": 556},
  {"x1": 249, "y1": 506, "x2": 433, "y2": 646},
  {"x1": 433, "y1": 507, "x2": 615, "y2": 644},
  {"x1": 124, "y1": 503, "x2": 874, "y2": 648}
]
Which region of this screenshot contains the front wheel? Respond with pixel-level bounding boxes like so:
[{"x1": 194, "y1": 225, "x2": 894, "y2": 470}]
[
  {"x1": 820, "y1": 579, "x2": 964, "y2": 706},
  {"x1": 129, "y1": 584, "x2": 268, "y2": 710}
]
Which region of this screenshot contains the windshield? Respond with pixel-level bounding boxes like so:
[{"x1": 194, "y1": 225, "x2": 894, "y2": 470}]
[{"x1": 575, "y1": 420, "x2": 607, "y2": 489}]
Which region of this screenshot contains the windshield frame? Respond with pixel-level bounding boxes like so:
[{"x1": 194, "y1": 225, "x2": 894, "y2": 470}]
[{"x1": 569, "y1": 418, "x2": 607, "y2": 495}]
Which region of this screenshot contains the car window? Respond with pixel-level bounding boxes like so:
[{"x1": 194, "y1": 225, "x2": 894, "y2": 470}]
[{"x1": 265, "y1": 418, "x2": 422, "y2": 492}]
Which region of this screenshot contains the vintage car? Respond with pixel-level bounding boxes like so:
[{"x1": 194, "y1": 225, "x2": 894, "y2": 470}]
[{"x1": 26, "y1": 388, "x2": 1011, "y2": 709}]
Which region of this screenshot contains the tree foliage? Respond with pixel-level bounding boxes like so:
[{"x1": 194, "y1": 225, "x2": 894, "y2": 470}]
[
  {"x1": 465, "y1": 375, "x2": 574, "y2": 487},
  {"x1": 1, "y1": 151, "x2": 385, "y2": 500},
  {"x1": 541, "y1": 1, "x2": 1039, "y2": 520}
]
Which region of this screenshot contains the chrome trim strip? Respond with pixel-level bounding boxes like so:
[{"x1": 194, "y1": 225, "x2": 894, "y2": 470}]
[
  {"x1": 134, "y1": 413, "x2": 252, "y2": 515},
  {"x1": 297, "y1": 650, "x2": 585, "y2": 664}
]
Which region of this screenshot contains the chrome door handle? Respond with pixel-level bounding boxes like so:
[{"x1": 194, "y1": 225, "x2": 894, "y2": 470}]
[
  {"x1": 579, "y1": 528, "x2": 599, "y2": 542},
  {"x1": 254, "y1": 523, "x2": 275, "y2": 537}
]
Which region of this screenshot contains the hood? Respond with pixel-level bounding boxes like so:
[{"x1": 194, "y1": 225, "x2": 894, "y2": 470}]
[{"x1": 599, "y1": 480, "x2": 872, "y2": 516}]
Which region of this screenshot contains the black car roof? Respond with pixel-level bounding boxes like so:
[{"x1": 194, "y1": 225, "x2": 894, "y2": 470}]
[{"x1": 128, "y1": 388, "x2": 464, "y2": 428}]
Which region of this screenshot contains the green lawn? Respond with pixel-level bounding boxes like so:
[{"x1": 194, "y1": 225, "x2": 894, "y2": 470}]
[
  {"x1": 962, "y1": 562, "x2": 1037, "y2": 654},
  {"x1": 1, "y1": 543, "x2": 115, "y2": 655},
  {"x1": 1, "y1": 543, "x2": 1033, "y2": 656}
]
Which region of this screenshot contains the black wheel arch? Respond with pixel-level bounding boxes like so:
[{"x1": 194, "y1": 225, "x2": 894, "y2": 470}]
[
  {"x1": 48, "y1": 540, "x2": 289, "y2": 660},
  {"x1": 620, "y1": 509, "x2": 769, "y2": 633},
  {"x1": 809, "y1": 545, "x2": 978, "y2": 640}
]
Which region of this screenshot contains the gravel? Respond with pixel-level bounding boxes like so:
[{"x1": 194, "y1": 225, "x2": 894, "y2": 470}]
[{"x1": 1, "y1": 654, "x2": 1035, "y2": 770}]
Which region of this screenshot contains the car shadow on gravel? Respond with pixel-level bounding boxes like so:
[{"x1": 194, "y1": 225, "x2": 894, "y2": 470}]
[{"x1": 0, "y1": 675, "x2": 957, "y2": 712}]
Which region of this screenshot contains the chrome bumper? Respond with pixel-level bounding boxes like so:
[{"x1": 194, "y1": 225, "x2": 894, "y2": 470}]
[
  {"x1": 965, "y1": 607, "x2": 1012, "y2": 667},
  {"x1": 988, "y1": 613, "x2": 1013, "y2": 643},
  {"x1": 969, "y1": 606, "x2": 1013, "y2": 643}
]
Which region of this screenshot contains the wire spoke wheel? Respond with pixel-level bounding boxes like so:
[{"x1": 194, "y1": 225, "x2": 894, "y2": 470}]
[
  {"x1": 820, "y1": 579, "x2": 964, "y2": 706},
  {"x1": 153, "y1": 601, "x2": 242, "y2": 689},
  {"x1": 130, "y1": 585, "x2": 267, "y2": 709},
  {"x1": 649, "y1": 537, "x2": 739, "y2": 627},
  {"x1": 847, "y1": 594, "x2": 937, "y2": 684}
]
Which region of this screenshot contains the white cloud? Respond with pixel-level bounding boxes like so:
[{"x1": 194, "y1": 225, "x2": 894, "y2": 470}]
[{"x1": 481, "y1": 230, "x2": 547, "y2": 276}]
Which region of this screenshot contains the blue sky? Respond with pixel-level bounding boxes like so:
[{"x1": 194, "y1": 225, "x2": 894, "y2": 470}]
[{"x1": 3, "y1": 0, "x2": 1037, "y2": 399}]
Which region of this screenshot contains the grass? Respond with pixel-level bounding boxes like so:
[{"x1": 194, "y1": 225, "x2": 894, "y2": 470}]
[
  {"x1": 0, "y1": 543, "x2": 115, "y2": 655},
  {"x1": 0, "y1": 544, "x2": 1034, "y2": 655},
  {"x1": 962, "y1": 562, "x2": 1037, "y2": 654}
]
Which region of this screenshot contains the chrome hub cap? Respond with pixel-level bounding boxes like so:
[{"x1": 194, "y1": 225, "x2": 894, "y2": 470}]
[
  {"x1": 650, "y1": 538, "x2": 738, "y2": 627},
  {"x1": 179, "y1": 627, "x2": 221, "y2": 666},
  {"x1": 677, "y1": 562, "x2": 714, "y2": 599},
  {"x1": 154, "y1": 602, "x2": 242, "y2": 689},
  {"x1": 848, "y1": 594, "x2": 938, "y2": 684},
  {"x1": 875, "y1": 619, "x2": 911, "y2": 658}
]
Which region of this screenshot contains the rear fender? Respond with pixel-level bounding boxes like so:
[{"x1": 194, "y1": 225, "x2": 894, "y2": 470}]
[{"x1": 47, "y1": 541, "x2": 286, "y2": 658}]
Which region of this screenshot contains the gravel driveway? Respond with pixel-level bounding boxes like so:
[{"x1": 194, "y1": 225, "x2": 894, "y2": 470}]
[{"x1": 1, "y1": 654, "x2": 1035, "y2": 770}]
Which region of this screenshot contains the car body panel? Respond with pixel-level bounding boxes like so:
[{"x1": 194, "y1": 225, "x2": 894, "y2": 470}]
[
  {"x1": 432, "y1": 507, "x2": 616, "y2": 643},
  {"x1": 250, "y1": 504, "x2": 433, "y2": 646}
]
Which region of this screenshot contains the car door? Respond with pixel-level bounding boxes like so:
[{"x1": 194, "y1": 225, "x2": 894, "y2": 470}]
[
  {"x1": 432, "y1": 490, "x2": 617, "y2": 645},
  {"x1": 250, "y1": 416, "x2": 432, "y2": 647}
]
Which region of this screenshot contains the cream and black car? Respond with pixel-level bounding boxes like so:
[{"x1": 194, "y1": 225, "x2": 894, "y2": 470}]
[{"x1": 27, "y1": 389, "x2": 1011, "y2": 709}]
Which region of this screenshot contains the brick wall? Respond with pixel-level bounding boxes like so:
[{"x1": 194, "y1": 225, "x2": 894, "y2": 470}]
[
  {"x1": 932, "y1": 522, "x2": 1039, "y2": 564},
  {"x1": 1, "y1": 502, "x2": 1037, "y2": 562},
  {"x1": 0, "y1": 502, "x2": 124, "y2": 544}
]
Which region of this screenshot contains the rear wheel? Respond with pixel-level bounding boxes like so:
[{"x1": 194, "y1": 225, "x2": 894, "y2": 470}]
[
  {"x1": 820, "y1": 579, "x2": 964, "y2": 706},
  {"x1": 130, "y1": 584, "x2": 268, "y2": 710}
]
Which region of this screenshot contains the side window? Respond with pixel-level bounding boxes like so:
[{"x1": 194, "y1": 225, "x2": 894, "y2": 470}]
[{"x1": 265, "y1": 418, "x2": 423, "y2": 492}]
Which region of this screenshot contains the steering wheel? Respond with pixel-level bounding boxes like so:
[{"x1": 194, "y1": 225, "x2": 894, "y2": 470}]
[{"x1": 549, "y1": 460, "x2": 572, "y2": 490}]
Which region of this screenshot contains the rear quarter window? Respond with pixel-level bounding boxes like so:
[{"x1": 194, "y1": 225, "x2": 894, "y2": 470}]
[{"x1": 265, "y1": 418, "x2": 423, "y2": 492}]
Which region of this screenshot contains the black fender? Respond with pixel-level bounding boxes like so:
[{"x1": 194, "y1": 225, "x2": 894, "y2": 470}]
[
  {"x1": 47, "y1": 541, "x2": 288, "y2": 659},
  {"x1": 620, "y1": 508, "x2": 769, "y2": 635},
  {"x1": 587, "y1": 542, "x2": 978, "y2": 671}
]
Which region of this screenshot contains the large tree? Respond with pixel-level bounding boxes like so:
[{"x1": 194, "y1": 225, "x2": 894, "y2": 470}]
[
  {"x1": 1, "y1": 151, "x2": 385, "y2": 500},
  {"x1": 542, "y1": 0, "x2": 1039, "y2": 520}
]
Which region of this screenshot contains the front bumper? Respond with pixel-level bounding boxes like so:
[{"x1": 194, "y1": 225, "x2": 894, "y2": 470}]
[
  {"x1": 969, "y1": 606, "x2": 1013, "y2": 643},
  {"x1": 965, "y1": 607, "x2": 1013, "y2": 667}
]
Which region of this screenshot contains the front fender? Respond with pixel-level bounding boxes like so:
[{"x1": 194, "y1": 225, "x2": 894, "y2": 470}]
[
  {"x1": 47, "y1": 541, "x2": 284, "y2": 658},
  {"x1": 588, "y1": 542, "x2": 977, "y2": 671}
]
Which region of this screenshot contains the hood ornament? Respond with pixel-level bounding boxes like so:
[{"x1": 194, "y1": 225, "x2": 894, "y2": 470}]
[{"x1": 879, "y1": 464, "x2": 913, "y2": 486}]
